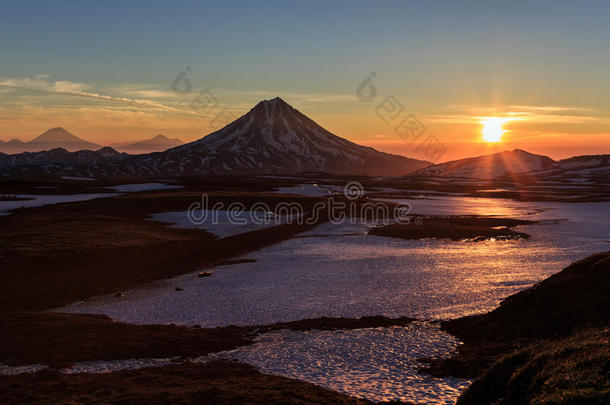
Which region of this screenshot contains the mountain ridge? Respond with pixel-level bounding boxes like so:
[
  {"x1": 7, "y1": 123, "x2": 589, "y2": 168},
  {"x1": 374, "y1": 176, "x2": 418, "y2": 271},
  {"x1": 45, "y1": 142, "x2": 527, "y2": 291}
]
[
  {"x1": 111, "y1": 135, "x2": 184, "y2": 153},
  {"x1": 0, "y1": 129, "x2": 183, "y2": 154},
  {"x1": 1, "y1": 98, "x2": 609, "y2": 179},
  {"x1": 0, "y1": 127, "x2": 102, "y2": 153},
  {"x1": 409, "y1": 148, "x2": 558, "y2": 179},
  {"x1": 0, "y1": 146, "x2": 128, "y2": 169},
  {"x1": 1, "y1": 143, "x2": 609, "y2": 181},
  {"x1": 0, "y1": 97, "x2": 430, "y2": 177}
]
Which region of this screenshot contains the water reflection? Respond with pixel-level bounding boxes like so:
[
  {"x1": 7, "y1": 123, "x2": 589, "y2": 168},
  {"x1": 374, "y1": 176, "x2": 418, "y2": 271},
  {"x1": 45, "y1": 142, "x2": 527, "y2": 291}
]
[
  {"x1": 218, "y1": 323, "x2": 470, "y2": 404},
  {"x1": 58, "y1": 197, "x2": 610, "y2": 403}
]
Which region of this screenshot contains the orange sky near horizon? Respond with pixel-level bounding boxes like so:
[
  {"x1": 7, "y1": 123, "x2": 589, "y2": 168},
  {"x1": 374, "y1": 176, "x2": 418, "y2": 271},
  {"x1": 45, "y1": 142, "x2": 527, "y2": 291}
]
[
  {"x1": 0, "y1": 76, "x2": 608, "y2": 163},
  {"x1": 3, "y1": 2, "x2": 610, "y2": 163}
]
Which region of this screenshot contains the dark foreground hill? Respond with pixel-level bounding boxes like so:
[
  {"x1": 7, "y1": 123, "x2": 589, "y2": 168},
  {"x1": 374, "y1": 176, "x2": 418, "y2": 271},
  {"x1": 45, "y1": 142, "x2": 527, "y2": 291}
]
[{"x1": 427, "y1": 252, "x2": 610, "y2": 404}]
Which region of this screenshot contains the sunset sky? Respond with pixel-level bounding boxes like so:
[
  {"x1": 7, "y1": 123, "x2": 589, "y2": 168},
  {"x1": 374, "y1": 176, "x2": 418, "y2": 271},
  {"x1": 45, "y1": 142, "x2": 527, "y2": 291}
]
[{"x1": 1, "y1": 1, "x2": 609, "y2": 161}]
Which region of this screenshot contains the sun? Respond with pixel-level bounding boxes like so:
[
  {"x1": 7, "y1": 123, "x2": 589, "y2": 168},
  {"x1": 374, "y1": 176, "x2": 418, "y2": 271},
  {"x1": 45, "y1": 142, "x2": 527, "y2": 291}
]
[{"x1": 481, "y1": 118, "x2": 506, "y2": 143}]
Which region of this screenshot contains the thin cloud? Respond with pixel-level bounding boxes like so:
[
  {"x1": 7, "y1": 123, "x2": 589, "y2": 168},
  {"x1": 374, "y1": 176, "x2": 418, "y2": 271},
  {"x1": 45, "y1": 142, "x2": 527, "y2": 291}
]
[
  {"x1": 106, "y1": 83, "x2": 178, "y2": 99},
  {"x1": 0, "y1": 76, "x2": 184, "y2": 113},
  {"x1": 428, "y1": 104, "x2": 607, "y2": 125},
  {"x1": 507, "y1": 105, "x2": 596, "y2": 113},
  {"x1": 446, "y1": 104, "x2": 596, "y2": 113}
]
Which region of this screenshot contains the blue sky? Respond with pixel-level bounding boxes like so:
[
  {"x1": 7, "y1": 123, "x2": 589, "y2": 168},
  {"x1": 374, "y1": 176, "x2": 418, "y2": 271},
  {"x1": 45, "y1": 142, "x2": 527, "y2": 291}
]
[{"x1": 1, "y1": 1, "x2": 609, "y2": 160}]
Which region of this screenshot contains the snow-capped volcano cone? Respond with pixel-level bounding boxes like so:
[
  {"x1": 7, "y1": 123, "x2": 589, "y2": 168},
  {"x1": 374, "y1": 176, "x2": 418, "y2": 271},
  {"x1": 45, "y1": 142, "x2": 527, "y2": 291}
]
[{"x1": 143, "y1": 97, "x2": 431, "y2": 176}]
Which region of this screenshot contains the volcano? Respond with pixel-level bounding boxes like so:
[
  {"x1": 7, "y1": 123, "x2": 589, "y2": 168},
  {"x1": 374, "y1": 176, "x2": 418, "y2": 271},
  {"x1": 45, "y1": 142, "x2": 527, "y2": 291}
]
[
  {"x1": 0, "y1": 127, "x2": 101, "y2": 153},
  {"x1": 134, "y1": 97, "x2": 431, "y2": 176},
  {"x1": 0, "y1": 98, "x2": 432, "y2": 178}
]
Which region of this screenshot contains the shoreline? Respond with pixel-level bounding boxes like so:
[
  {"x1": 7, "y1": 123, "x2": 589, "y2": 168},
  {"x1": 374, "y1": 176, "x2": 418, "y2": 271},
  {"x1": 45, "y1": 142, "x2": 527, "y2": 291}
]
[
  {"x1": 1, "y1": 179, "x2": 608, "y2": 403},
  {"x1": 0, "y1": 312, "x2": 418, "y2": 368},
  {"x1": 423, "y1": 251, "x2": 610, "y2": 404}
]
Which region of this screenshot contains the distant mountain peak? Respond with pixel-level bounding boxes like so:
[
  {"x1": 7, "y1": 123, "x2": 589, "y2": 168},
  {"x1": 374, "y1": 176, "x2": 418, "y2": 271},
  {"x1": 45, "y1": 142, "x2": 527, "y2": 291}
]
[
  {"x1": 33, "y1": 127, "x2": 81, "y2": 143},
  {"x1": 150, "y1": 134, "x2": 182, "y2": 142},
  {"x1": 111, "y1": 134, "x2": 184, "y2": 153},
  {"x1": 2, "y1": 127, "x2": 104, "y2": 152}
]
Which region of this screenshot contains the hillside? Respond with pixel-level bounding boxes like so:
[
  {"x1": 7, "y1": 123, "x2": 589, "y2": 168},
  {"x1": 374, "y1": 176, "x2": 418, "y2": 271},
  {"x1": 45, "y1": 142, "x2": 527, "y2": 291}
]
[
  {"x1": 427, "y1": 252, "x2": 610, "y2": 404},
  {"x1": 410, "y1": 149, "x2": 558, "y2": 179}
]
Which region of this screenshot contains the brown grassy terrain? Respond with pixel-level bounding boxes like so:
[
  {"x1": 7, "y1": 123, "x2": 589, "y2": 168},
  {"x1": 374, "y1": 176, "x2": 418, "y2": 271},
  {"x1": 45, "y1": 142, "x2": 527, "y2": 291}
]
[
  {"x1": 1, "y1": 178, "x2": 518, "y2": 311},
  {"x1": 0, "y1": 311, "x2": 416, "y2": 367},
  {"x1": 0, "y1": 361, "x2": 374, "y2": 405},
  {"x1": 258, "y1": 315, "x2": 416, "y2": 332},
  {"x1": 0, "y1": 189, "x2": 330, "y2": 311},
  {"x1": 0, "y1": 312, "x2": 254, "y2": 368},
  {"x1": 370, "y1": 216, "x2": 534, "y2": 241},
  {"x1": 0, "y1": 312, "x2": 418, "y2": 404},
  {"x1": 2, "y1": 177, "x2": 606, "y2": 404},
  {"x1": 1, "y1": 180, "x2": 403, "y2": 403},
  {"x1": 425, "y1": 251, "x2": 610, "y2": 404},
  {"x1": 457, "y1": 328, "x2": 610, "y2": 405}
]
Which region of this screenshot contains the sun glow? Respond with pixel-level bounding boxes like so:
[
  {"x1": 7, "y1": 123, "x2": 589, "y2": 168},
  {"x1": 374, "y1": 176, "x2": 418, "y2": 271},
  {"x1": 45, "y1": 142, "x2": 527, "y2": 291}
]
[{"x1": 481, "y1": 118, "x2": 507, "y2": 143}]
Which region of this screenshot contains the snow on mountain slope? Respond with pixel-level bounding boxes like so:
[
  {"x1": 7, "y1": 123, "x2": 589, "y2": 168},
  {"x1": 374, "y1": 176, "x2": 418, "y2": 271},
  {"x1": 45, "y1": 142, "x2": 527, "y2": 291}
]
[
  {"x1": 130, "y1": 97, "x2": 431, "y2": 176},
  {"x1": 410, "y1": 149, "x2": 558, "y2": 179},
  {"x1": 548, "y1": 154, "x2": 610, "y2": 183},
  {"x1": 0, "y1": 98, "x2": 431, "y2": 178},
  {"x1": 558, "y1": 154, "x2": 610, "y2": 169}
]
